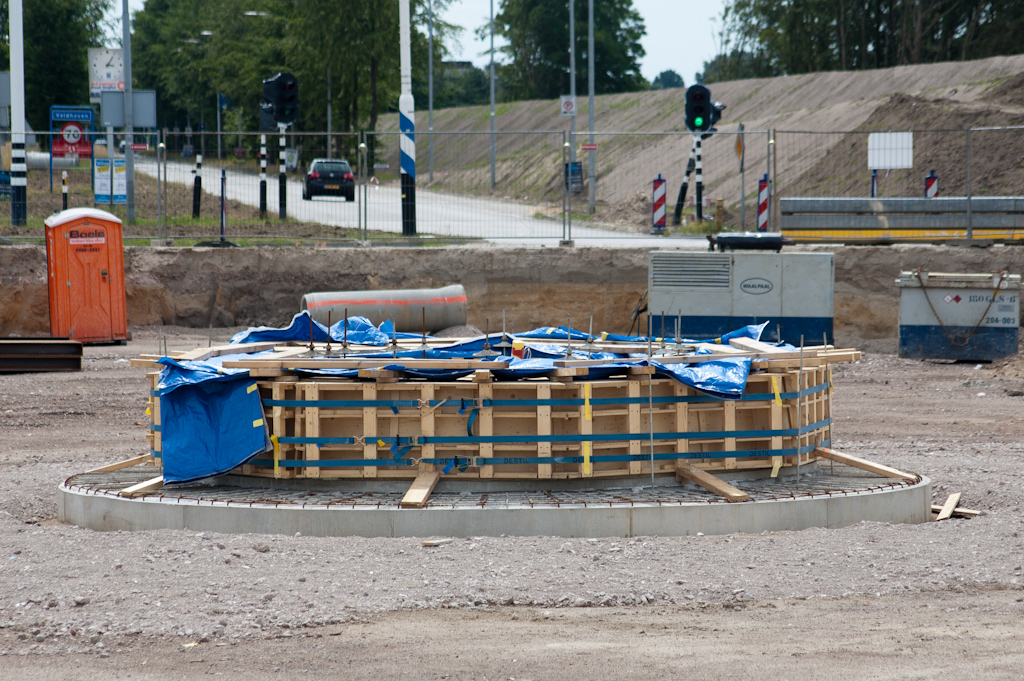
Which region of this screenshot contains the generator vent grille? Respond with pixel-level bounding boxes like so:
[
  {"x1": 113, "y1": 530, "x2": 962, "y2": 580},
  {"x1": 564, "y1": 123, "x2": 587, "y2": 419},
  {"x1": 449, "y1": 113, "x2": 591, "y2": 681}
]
[{"x1": 650, "y1": 253, "x2": 731, "y2": 288}]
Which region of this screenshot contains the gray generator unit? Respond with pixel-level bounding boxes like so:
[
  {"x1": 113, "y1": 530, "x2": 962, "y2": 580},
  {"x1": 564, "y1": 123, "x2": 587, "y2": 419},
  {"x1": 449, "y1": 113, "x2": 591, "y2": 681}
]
[
  {"x1": 648, "y1": 251, "x2": 834, "y2": 343},
  {"x1": 896, "y1": 270, "x2": 1020, "y2": 361}
]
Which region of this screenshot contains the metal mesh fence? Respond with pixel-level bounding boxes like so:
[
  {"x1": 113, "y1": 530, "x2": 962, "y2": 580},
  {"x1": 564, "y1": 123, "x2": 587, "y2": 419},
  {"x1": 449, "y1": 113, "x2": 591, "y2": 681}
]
[{"x1": 2, "y1": 126, "x2": 1023, "y2": 243}]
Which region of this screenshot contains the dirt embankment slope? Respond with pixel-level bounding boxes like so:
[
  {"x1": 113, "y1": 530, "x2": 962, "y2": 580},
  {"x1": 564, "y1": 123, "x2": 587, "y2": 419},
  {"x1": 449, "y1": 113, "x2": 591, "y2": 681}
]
[{"x1": 373, "y1": 55, "x2": 1024, "y2": 231}]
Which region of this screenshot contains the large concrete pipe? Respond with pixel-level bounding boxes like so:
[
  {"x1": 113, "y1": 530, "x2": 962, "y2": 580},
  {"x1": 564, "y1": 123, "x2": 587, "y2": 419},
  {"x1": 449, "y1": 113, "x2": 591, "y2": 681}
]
[{"x1": 300, "y1": 284, "x2": 467, "y2": 332}]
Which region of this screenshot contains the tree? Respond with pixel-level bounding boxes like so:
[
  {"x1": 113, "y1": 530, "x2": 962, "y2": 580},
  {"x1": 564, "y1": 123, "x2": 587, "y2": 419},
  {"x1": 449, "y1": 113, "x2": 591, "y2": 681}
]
[
  {"x1": 0, "y1": 0, "x2": 107, "y2": 132},
  {"x1": 487, "y1": 0, "x2": 647, "y2": 100},
  {"x1": 651, "y1": 69, "x2": 684, "y2": 89},
  {"x1": 714, "y1": 0, "x2": 1024, "y2": 78}
]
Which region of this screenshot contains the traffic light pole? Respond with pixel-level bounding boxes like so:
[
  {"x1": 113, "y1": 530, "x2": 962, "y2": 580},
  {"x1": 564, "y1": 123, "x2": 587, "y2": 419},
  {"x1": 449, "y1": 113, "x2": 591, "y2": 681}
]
[
  {"x1": 694, "y1": 134, "x2": 704, "y2": 223},
  {"x1": 672, "y1": 139, "x2": 696, "y2": 226},
  {"x1": 279, "y1": 123, "x2": 287, "y2": 220},
  {"x1": 259, "y1": 134, "x2": 267, "y2": 219}
]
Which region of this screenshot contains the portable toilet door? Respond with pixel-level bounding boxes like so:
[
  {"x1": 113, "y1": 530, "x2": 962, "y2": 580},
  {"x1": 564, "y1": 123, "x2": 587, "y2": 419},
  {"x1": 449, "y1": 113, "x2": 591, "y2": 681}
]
[{"x1": 44, "y1": 208, "x2": 128, "y2": 343}]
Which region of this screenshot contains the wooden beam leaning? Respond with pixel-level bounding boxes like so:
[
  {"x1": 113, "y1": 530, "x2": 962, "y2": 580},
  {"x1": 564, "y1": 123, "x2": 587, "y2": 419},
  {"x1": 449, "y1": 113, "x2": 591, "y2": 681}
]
[
  {"x1": 931, "y1": 503, "x2": 979, "y2": 518},
  {"x1": 676, "y1": 463, "x2": 750, "y2": 502},
  {"x1": 400, "y1": 470, "x2": 441, "y2": 508},
  {"x1": 119, "y1": 476, "x2": 164, "y2": 498},
  {"x1": 813, "y1": 447, "x2": 918, "y2": 482},
  {"x1": 935, "y1": 493, "x2": 963, "y2": 521},
  {"x1": 85, "y1": 454, "x2": 154, "y2": 474}
]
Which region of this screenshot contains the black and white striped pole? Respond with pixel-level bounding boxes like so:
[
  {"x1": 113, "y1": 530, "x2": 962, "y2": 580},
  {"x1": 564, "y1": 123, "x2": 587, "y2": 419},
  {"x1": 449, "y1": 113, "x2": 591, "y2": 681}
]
[
  {"x1": 192, "y1": 154, "x2": 202, "y2": 219},
  {"x1": 694, "y1": 134, "x2": 704, "y2": 223},
  {"x1": 8, "y1": 0, "x2": 27, "y2": 226},
  {"x1": 61, "y1": 171, "x2": 68, "y2": 211},
  {"x1": 278, "y1": 124, "x2": 287, "y2": 220},
  {"x1": 259, "y1": 134, "x2": 267, "y2": 218},
  {"x1": 672, "y1": 139, "x2": 697, "y2": 226},
  {"x1": 399, "y1": 0, "x2": 416, "y2": 235}
]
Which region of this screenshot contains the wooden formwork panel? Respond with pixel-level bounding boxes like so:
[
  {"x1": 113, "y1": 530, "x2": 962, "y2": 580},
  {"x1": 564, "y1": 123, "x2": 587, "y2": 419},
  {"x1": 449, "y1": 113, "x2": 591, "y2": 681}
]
[{"x1": 223, "y1": 366, "x2": 832, "y2": 481}]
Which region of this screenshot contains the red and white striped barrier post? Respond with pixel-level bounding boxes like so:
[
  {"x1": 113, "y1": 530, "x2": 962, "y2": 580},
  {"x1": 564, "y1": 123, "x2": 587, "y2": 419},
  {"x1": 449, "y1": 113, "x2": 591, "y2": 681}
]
[
  {"x1": 651, "y1": 173, "x2": 666, "y2": 234},
  {"x1": 925, "y1": 169, "x2": 938, "y2": 198},
  {"x1": 757, "y1": 173, "x2": 769, "y2": 231}
]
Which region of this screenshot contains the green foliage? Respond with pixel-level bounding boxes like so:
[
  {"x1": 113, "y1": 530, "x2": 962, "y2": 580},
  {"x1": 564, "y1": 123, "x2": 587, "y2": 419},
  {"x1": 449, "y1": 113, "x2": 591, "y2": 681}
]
[
  {"x1": 651, "y1": 69, "x2": 684, "y2": 90},
  {"x1": 132, "y1": 0, "x2": 457, "y2": 140},
  {"x1": 486, "y1": 0, "x2": 647, "y2": 101},
  {"x1": 429, "y1": 62, "x2": 490, "y2": 108},
  {"x1": 0, "y1": 0, "x2": 107, "y2": 131},
  {"x1": 711, "y1": 0, "x2": 1024, "y2": 78}
]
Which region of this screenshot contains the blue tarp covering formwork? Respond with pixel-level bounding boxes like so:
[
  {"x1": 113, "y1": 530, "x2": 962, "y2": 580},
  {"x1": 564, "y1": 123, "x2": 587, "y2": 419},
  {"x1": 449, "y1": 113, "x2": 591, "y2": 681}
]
[
  {"x1": 156, "y1": 357, "x2": 272, "y2": 485},
  {"x1": 153, "y1": 319, "x2": 769, "y2": 482},
  {"x1": 230, "y1": 311, "x2": 424, "y2": 346}
]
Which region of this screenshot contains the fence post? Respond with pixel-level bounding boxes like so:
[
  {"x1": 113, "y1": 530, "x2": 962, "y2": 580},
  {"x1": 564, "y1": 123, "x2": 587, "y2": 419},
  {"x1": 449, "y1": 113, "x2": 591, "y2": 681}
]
[
  {"x1": 966, "y1": 128, "x2": 972, "y2": 241},
  {"x1": 562, "y1": 132, "x2": 567, "y2": 242},
  {"x1": 61, "y1": 171, "x2": 67, "y2": 211},
  {"x1": 767, "y1": 130, "x2": 774, "y2": 232},
  {"x1": 259, "y1": 134, "x2": 267, "y2": 219},
  {"x1": 192, "y1": 154, "x2": 202, "y2": 220},
  {"x1": 157, "y1": 131, "x2": 164, "y2": 240},
  {"x1": 279, "y1": 123, "x2": 287, "y2": 220}
]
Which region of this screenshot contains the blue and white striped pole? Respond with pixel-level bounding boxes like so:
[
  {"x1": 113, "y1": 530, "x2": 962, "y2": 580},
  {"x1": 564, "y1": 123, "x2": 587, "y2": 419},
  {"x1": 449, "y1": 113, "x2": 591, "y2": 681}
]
[
  {"x1": 399, "y1": 0, "x2": 416, "y2": 235},
  {"x1": 9, "y1": 0, "x2": 27, "y2": 226}
]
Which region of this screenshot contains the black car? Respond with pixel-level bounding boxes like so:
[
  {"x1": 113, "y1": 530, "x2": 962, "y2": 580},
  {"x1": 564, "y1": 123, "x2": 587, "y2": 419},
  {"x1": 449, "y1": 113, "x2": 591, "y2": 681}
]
[{"x1": 302, "y1": 158, "x2": 355, "y2": 201}]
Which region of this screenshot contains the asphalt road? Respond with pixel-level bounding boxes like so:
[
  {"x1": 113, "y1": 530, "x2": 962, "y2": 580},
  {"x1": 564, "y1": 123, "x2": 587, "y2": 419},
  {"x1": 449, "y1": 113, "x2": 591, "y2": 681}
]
[{"x1": 134, "y1": 157, "x2": 704, "y2": 248}]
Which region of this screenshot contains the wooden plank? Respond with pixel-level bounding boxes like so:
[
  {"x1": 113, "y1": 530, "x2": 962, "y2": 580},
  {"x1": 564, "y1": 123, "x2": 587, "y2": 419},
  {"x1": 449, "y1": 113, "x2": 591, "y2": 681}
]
[
  {"x1": 362, "y1": 383, "x2": 378, "y2": 478},
  {"x1": 177, "y1": 341, "x2": 284, "y2": 362},
  {"x1": 119, "y1": 475, "x2": 164, "y2": 498},
  {"x1": 222, "y1": 359, "x2": 508, "y2": 369},
  {"x1": 129, "y1": 358, "x2": 161, "y2": 368},
  {"x1": 401, "y1": 470, "x2": 441, "y2": 508},
  {"x1": 580, "y1": 383, "x2": 593, "y2": 477},
  {"x1": 723, "y1": 400, "x2": 737, "y2": 470},
  {"x1": 85, "y1": 454, "x2": 153, "y2": 474},
  {"x1": 769, "y1": 375, "x2": 783, "y2": 476},
  {"x1": 935, "y1": 493, "x2": 963, "y2": 521},
  {"x1": 930, "y1": 503, "x2": 980, "y2": 518},
  {"x1": 814, "y1": 447, "x2": 918, "y2": 481},
  {"x1": 676, "y1": 463, "x2": 750, "y2": 502},
  {"x1": 554, "y1": 352, "x2": 758, "y2": 367},
  {"x1": 478, "y1": 383, "x2": 494, "y2": 479},
  {"x1": 421, "y1": 537, "x2": 454, "y2": 546},
  {"x1": 628, "y1": 380, "x2": 642, "y2": 475},
  {"x1": 536, "y1": 384, "x2": 552, "y2": 479},
  {"x1": 729, "y1": 337, "x2": 806, "y2": 360},
  {"x1": 420, "y1": 384, "x2": 437, "y2": 475},
  {"x1": 304, "y1": 383, "x2": 320, "y2": 478}
]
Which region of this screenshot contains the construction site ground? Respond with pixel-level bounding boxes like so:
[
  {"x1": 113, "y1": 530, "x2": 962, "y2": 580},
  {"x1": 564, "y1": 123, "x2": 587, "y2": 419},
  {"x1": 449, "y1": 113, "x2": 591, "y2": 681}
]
[{"x1": 1, "y1": 327, "x2": 1024, "y2": 678}]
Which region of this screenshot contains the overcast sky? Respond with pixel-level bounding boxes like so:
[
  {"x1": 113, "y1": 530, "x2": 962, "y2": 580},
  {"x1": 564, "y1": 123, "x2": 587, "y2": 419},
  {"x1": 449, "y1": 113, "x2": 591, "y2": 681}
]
[{"x1": 109, "y1": 0, "x2": 727, "y2": 85}]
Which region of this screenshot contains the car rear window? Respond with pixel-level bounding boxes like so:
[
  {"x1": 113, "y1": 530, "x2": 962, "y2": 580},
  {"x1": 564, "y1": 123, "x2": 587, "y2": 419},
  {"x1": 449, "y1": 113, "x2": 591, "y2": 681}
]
[{"x1": 314, "y1": 162, "x2": 350, "y2": 174}]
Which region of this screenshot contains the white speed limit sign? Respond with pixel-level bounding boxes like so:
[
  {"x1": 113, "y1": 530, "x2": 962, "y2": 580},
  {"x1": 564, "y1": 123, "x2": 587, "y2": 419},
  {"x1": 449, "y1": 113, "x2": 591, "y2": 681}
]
[{"x1": 61, "y1": 122, "x2": 83, "y2": 145}]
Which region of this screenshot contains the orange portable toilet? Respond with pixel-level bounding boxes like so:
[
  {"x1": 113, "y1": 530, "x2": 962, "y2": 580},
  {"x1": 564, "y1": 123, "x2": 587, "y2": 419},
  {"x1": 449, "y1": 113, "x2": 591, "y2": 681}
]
[{"x1": 44, "y1": 208, "x2": 128, "y2": 343}]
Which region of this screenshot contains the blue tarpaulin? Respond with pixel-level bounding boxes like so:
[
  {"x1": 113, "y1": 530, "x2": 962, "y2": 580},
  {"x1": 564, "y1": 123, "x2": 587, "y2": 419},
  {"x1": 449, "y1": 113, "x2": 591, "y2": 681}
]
[{"x1": 159, "y1": 377, "x2": 271, "y2": 485}]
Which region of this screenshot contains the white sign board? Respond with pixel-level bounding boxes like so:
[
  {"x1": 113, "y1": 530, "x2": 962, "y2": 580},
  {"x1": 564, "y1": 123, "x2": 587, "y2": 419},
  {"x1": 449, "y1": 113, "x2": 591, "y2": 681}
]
[
  {"x1": 867, "y1": 132, "x2": 913, "y2": 169},
  {"x1": 94, "y1": 158, "x2": 127, "y2": 204},
  {"x1": 560, "y1": 95, "x2": 577, "y2": 117},
  {"x1": 100, "y1": 90, "x2": 158, "y2": 129},
  {"x1": 89, "y1": 49, "x2": 124, "y2": 103}
]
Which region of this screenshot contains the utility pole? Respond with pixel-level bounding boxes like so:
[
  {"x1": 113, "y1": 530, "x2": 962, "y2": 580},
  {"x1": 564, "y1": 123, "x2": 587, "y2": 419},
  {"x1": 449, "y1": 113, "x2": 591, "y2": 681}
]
[
  {"x1": 399, "y1": 0, "x2": 416, "y2": 234},
  {"x1": 327, "y1": 66, "x2": 332, "y2": 157},
  {"x1": 216, "y1": 94, "x2": 222, "y2": 159},
  {"x1": 587, "y1": 0, "x2": 595, "y2": 213},
  {"x1": 8, "y1": 0, "x2": 26, "y2": 226},
  {"x1": 122, "y1": 0, "x2": 135, "y2": 223},
  {"x1": 568, "y1": 0, "x2": 576, "y2": 166},
  {"x1": 428, "y1": 0, "x2": 434, "y2": 183},
  {"x1": 489, "y1": 0, "x2": 496, "y2": 190}
]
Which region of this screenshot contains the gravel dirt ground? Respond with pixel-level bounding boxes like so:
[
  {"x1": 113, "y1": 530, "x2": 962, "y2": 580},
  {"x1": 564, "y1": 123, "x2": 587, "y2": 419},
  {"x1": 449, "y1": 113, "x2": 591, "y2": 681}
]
[{"x1": 2, "y1": 327, "x2": 1024, "y2": 679}]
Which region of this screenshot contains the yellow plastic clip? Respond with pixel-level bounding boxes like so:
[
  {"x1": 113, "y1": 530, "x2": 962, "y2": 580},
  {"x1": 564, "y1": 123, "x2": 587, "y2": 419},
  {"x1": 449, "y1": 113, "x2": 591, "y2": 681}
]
[
  {"x1": 377, "y1": 439, "x2": 387, "y2": 448},
  {"x1": 247, "y1": 383, "x2": 258, "y2": 394},
  {"x1": 252, "y1": 419, "x2": 264, "y2": 428},
  {"x1": 271, "y1": 434, "x2": 280, "y2": 478},
  {"x1": 600, "y1": 331, "x2": 608, "y2": 340},
  {"x1": 771, "y1": 376, "x2": 782, "y2": 406}
]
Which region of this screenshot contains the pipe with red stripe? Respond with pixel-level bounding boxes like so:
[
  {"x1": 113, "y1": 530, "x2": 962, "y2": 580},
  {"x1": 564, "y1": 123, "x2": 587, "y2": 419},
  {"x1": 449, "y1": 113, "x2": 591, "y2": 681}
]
[{"x1": 300, "y1": 284, "x2": 467, "y2": 332}]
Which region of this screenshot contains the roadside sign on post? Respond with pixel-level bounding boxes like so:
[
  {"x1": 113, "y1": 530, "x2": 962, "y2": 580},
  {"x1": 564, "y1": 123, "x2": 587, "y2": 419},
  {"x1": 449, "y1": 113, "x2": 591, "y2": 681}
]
[
  {"x1": 560, "y1": 95, "x2": 577, "y2": 117},
  {"x1": 580, "y1": 143, "x2": 597, "y2": 151}
]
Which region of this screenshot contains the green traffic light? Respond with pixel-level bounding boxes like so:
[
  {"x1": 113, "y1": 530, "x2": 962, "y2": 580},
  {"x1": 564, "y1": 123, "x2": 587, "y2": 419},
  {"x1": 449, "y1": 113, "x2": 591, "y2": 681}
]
[{"x1": 695, "y1": 116, "x2": 703, "y2": 128}]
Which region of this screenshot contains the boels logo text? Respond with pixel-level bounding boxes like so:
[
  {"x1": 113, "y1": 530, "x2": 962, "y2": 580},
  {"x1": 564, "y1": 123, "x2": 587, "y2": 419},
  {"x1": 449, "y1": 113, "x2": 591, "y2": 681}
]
[
  {"x1": 68, "y1": 228, "x2": 106, "y2": 246},
  {"x1": 740, "y1": 278, "x2": 773, "y2": 295}
]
